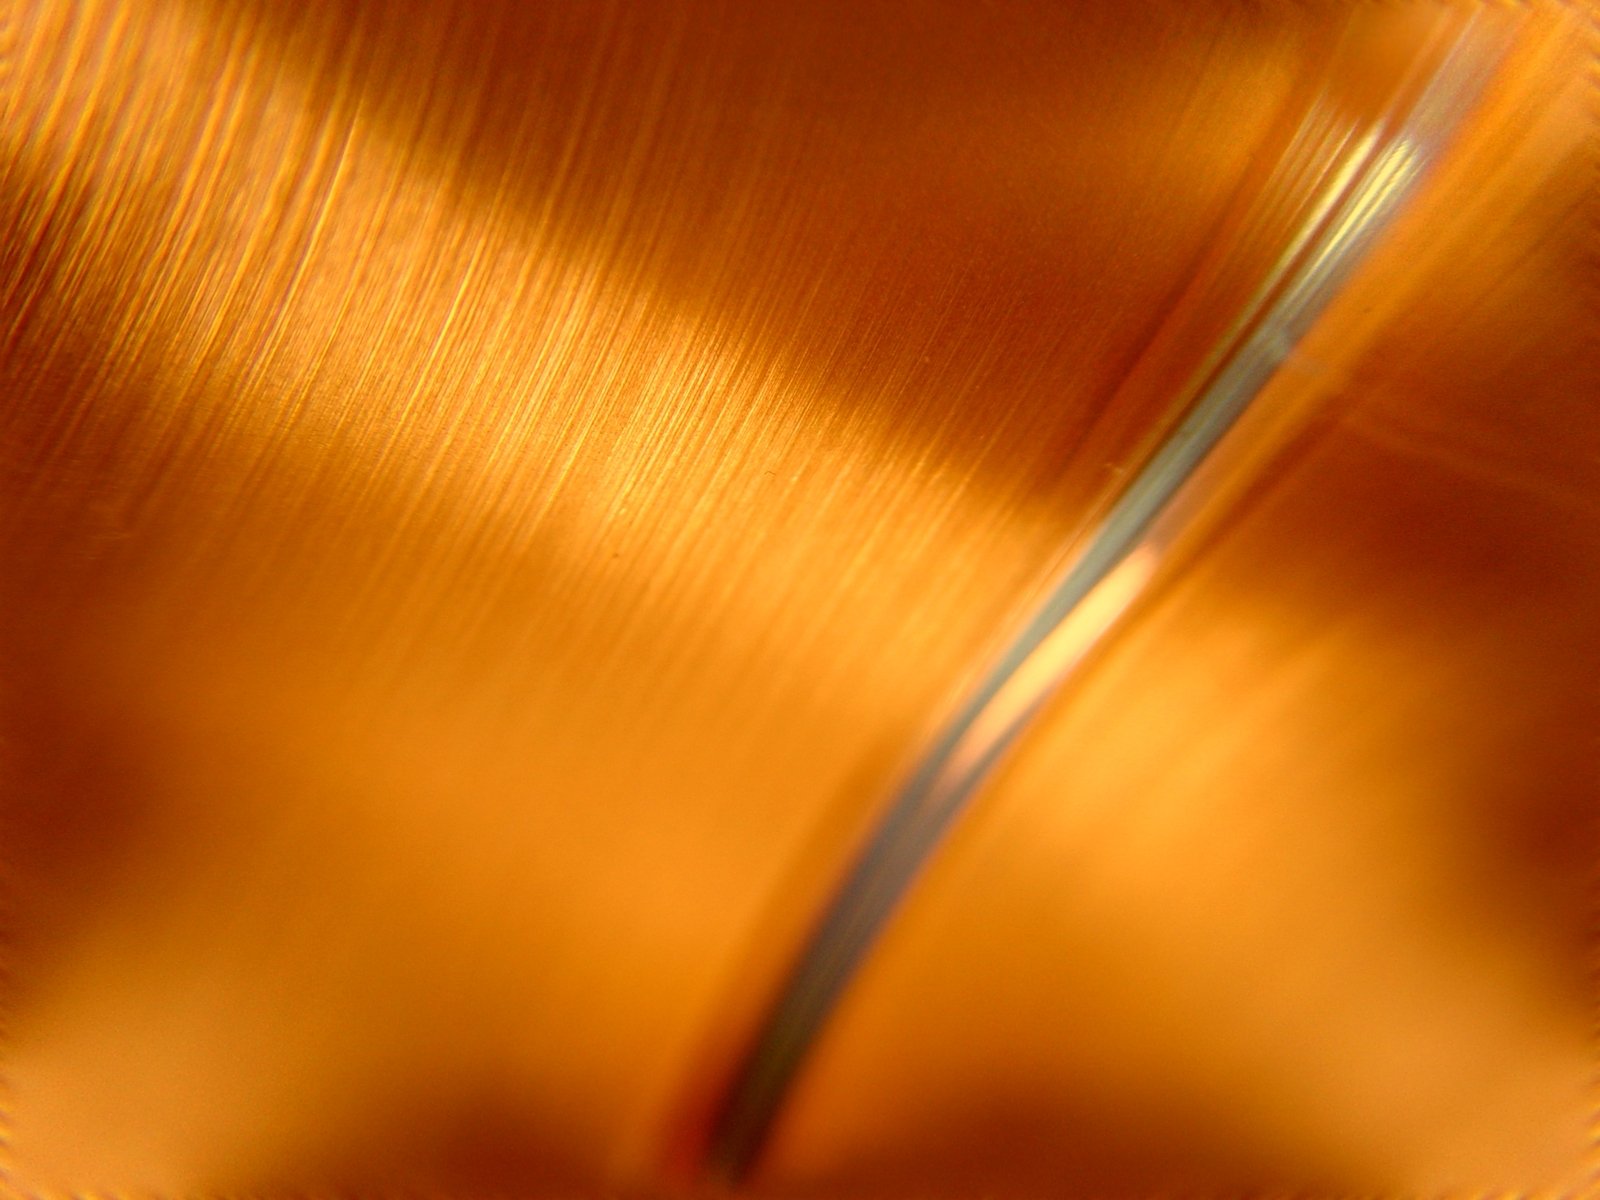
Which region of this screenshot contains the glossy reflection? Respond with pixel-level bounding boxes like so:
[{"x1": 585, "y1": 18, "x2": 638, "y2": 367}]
[
  {"x1": 760, "y1": 15, "x2": 1600, "y2": 1194},
  {"x1": 0, "y1": 0, "x2": 1593, "y2": 1196}
]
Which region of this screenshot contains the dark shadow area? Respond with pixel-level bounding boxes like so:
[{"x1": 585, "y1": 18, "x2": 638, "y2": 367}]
[{"x1": 750, "y1": 1084, "x2": 1350, "y2": 1200}]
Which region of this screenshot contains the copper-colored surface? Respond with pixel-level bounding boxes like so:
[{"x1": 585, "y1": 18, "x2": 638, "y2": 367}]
[{"x1": 1, "y1": 1, "x2": 1595, "y2": 1196}]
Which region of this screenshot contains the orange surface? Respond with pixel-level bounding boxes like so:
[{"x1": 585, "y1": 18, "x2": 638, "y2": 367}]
[{"x1": 1, "y1": 1, "x2": 1594, "y2": 1195}]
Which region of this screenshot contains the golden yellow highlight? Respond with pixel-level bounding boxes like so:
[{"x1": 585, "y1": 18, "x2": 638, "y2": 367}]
[{"x1": 949, "y1": 549, "x2": 1159, "y2": 790}]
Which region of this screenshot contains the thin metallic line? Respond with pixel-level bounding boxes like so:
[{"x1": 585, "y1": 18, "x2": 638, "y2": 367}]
[{"x1": 704, "y1": 16, "x2": 1501, "y2": 1183}]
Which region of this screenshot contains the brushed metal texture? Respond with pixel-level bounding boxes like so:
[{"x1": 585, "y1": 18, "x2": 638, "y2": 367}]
[{"x1": 1, "y1": 1, "x2": 1594, "y2": 1196}]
